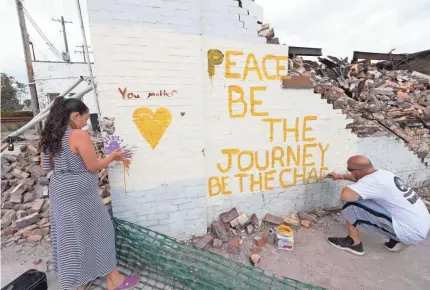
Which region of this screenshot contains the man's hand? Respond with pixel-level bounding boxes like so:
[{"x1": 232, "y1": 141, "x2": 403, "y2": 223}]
[{"x1": 327, "y1": 172, "x2": 343, "y2": 180}]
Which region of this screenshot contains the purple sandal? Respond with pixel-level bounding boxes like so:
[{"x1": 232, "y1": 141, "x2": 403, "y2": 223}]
[{"x1": 112, "y1": 274, "x2": 140, "y2": 290}]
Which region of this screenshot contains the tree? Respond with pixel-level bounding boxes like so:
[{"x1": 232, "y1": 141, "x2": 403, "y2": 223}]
[{"x1": 1, "y1": 73, "x2": 26, "y2": 111}]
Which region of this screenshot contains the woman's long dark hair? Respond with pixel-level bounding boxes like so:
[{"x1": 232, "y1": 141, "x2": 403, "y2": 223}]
[{"x1": 39, "y1": 97, "x2": 89, "y2": 154}]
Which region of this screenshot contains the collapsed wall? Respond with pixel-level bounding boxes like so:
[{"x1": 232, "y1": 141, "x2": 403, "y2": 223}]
[{"x1": 86, "y1": 0, "x2": 430, "y2": 239}]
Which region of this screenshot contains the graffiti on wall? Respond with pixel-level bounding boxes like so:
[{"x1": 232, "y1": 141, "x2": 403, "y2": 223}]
[
  {"x1": 118, "y1": 87, "x2": 141, "y2": 99},
  {"x1": 147, "y1": 90, "x2": 178, "y2": 98},
  {"x1": 118, "y1": 87, "x2": 178, "y2": 99},
  {"x1": 207, "y1": 49, "x2": 224, "y2": 81},
  {"x1": 133, "y1": 107, "x2": 172, "y2": 150},
  {"x1": 207, "y1": 49, "x2": 330, "y2": 197}
]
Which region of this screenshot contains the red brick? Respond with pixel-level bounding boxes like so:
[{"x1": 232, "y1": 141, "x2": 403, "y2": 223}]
[
  {"x1": 264, "y1": 214, "x2": 283, "y2": 225},
  {"x1": 219, "y1": 208, "x2": 239, "y2": 223},
  {"x1": 254, "y1": 236, "x2": 267, "y2": 247}
]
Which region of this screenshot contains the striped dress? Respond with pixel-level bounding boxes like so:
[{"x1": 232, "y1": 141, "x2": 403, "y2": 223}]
[{"x1": 43, "y1": 128, "x2": 117, "y2": 289}]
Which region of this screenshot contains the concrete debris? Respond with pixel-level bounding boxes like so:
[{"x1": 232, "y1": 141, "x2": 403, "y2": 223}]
[
  {"x1": 288, "y1": 56, "x2": 430, "y2": 158},
  {"x1": 237, "y1": 213, "x2": 248, "y2": 226},
  {"x1": 1, "y1": 134, "x2": 112, "y2": 248}
]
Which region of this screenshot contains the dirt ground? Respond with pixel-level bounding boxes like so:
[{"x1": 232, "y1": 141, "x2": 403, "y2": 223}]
[{"x1": 2, "y1": 214, "x2": 430, "y2": 290}]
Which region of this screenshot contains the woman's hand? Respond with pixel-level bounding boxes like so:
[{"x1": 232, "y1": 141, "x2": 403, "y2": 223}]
[{"x1": 110, "y1": 149, "x2": 126, "y2": 161}]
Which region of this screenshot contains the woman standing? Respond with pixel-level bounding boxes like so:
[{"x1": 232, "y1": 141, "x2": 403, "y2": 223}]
[{"x1": 40, "y1": 98, "x2": 139, "y2": 290}]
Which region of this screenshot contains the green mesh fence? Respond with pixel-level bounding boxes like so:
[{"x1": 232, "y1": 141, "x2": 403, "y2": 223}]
[{"x1": 99, "y1": 218, "x2": 325, "y2": 290}]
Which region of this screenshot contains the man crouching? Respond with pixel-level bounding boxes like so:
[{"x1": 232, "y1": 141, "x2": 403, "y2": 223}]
[{"x1": 327, "y1": 155, "x2": 430, "y2": 255}]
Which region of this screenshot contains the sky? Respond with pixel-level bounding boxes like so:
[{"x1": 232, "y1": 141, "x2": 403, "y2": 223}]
[{"x1": 1, "y1": 0, "x2": 429, "y2": 83}]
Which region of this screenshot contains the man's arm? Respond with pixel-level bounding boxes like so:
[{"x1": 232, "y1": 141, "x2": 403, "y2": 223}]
[
  {"x1": 340, "y1": 186, "x2": 362, "y2": 202},
  {"x1": 327, "y1": 172, "x2": 356, "y2": 182}
]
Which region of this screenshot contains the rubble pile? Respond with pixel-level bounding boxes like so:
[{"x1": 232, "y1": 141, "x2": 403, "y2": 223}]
[
  {"x1": 193, "y1": 200, "x2": 429, "y2": 265},
  {"x1": 192, "y1": 206, "x2": 339, "y2": 267},
  {"x1": 1, "y1": 136, "x2": 112, "y2": 248},
  {"x1": 289, "y1": 56, "x2": 430, "y2": 159}
]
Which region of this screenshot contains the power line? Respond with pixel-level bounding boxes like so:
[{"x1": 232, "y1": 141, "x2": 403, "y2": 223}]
[
  {"x1": 75, "y1": 44, "x2": 92, "y2": 63},
  {"x1": 23, "y1": 7, "x2": 62, "y2": 59},
  {"x1": 22, "y1": 5, "x2": 62, "y2": 60}
]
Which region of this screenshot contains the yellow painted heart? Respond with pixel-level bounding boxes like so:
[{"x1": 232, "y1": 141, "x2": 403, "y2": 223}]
[{"x1": 133, "y1": 107, "x2": 172, "y2": 150}]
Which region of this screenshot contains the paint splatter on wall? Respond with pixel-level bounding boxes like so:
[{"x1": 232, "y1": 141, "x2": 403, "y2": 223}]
[{"x1": 104, "y1": 135, "x2": 136, "y2": 193}]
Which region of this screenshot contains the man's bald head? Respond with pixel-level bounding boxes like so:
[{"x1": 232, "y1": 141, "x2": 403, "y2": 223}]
[
  {"x1": 347, "y1": 155, "x2": 375, "y2": 180},
  {"x1": 347, "y1": 155, "x2": 373, "y2": 169}
]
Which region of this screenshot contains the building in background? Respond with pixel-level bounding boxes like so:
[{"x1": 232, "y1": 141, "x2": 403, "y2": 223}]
[{"x1": 32, "y1": 61, "x2": 97, "y2": 113}]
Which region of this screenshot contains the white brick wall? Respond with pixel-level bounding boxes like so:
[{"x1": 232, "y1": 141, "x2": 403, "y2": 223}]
[
  {"x1": 33, "y1": 62, "x2": 97, "y2": 114},
  {"x1": 87, "y1": 0, "x2": 430, "y2": 239}
]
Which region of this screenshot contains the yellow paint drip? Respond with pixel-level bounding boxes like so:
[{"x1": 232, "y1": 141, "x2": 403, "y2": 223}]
[{"x1": 207, "y1": 49, "x2": 224, "y2": 81}]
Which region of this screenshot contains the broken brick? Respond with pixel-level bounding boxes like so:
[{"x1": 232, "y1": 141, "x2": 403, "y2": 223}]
[
  {"x1": 11, "y1": 169, "x2": 30, "y2": 179},
  {"x1": 254, "y1": 236, "x2": 267, "y2": 247},
  {"x1": 283, "y1": 217, "x2": 300, "y2": 227},
  {"x1": 250, "y1": 213, "x2": 260, "y2": 227},
  {"x1": 298, "y1": 211, "x2": 318, "y2": 223},
  {"x1": 300, "y1": 220, "x2": 311, "y2": 228},
  {"x1": 219, "y1": 208, "x2": 239, "y2": 223},
  {"x1": 27, "y1": 235, "x2": 43, "y2": 243},
  {"x1": 264, "y1": 214, "x2": 284, "y2": 225},
  {"x1": 211, "y1": 221, "x2": 228, "y2": 241},
  {"x1": 16, "y1": 213, "x2": 40, "y2": 229},
  {"x1": 31, "y1": 199, "x2": 45, "y2": 213},
  {"x1": 194, "y1": 234, "x2": 213, "y2": 250},
  {"x1": 237, "y1": 213, "x2": 248, "y2": 225}
]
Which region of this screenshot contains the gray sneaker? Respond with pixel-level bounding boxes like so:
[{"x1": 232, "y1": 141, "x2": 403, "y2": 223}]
[{"x1": 328, "y1": 236, "x2": 364, "y2": 256}]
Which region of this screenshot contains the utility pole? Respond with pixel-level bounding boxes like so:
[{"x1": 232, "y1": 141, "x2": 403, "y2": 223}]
[
  {"x1": 75, "y1": 44, "x2": 92, "y2": 63},
  {"x1": 15, "y1": 0, "x2": 40, "y2": 133},
  {"x1": 52, "y1": 16, "x2": 72, "y2": 56}
]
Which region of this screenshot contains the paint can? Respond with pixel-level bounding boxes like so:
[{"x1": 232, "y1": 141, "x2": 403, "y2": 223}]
[{"x1": 276, "y1": 225, "x2": 294, "y2": 251}]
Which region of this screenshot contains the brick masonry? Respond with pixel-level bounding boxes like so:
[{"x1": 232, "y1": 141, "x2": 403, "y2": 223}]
[{"x1": 86, "y1": 0, "x2": 430, "y2": 239}]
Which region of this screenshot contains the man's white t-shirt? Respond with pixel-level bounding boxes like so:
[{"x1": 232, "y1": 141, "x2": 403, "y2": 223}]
[{"x1": 348, "y1": 169, "x2": 430, "y2": 245}]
